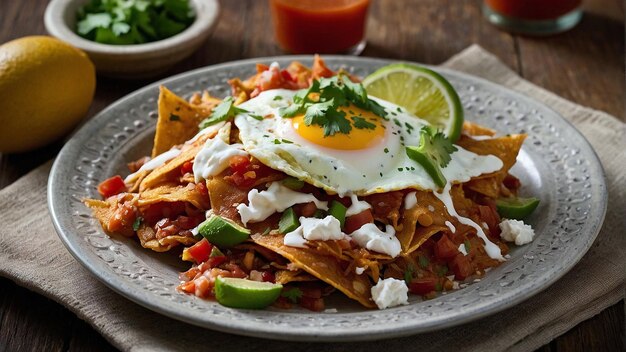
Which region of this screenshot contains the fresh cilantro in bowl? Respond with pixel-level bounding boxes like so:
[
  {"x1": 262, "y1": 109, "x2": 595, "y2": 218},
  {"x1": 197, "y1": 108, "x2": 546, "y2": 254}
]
[{"x1": 76, "y1": 0, "x2": 195, "y2": 45}]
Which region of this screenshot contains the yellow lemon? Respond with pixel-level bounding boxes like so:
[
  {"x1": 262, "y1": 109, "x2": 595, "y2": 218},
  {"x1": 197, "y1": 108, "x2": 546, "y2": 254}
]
[{"x1": 0, "y1": 36, "x2": 95, "y2": 153}]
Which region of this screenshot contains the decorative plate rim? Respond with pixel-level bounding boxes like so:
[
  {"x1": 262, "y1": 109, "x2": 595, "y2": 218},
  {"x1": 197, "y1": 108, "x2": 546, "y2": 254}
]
[{"x1": 48, "y1": 55, "x2": 607, "y2": 342}]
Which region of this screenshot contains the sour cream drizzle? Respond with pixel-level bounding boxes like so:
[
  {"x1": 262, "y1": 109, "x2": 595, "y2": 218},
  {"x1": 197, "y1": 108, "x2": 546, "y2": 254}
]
[
  {"x1": 433, "y1": 182, "x2": 504, "y2": 261},
  {"x1": 124, "y1": 148, "x2": 181, "y2": 183}
]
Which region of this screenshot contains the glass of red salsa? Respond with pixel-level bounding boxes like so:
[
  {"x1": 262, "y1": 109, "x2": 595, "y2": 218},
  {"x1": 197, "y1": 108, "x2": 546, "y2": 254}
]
[
  {"x1": 269, "y1": 0, "x2": 370, "y2": 55},
  {"x1": 483, "y1": 0, "x2": 582, "y2": 35}
]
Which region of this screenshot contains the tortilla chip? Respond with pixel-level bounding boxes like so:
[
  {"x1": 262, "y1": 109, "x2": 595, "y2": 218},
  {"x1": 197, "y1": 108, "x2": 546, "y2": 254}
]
[
  {"x1": 139, "y1": 133, "x2": 212, "y2": 191},
  {"x1": 458, "y1": 134, "x2": 526, "y2": 198},
  {"x1": 84, "y1": 194, "x2": 136, "y2": 237},
  {"x1": 151, "y1": 86, "x2": 213, "y2": 157},
  {"x1": 136, "y1": 223, "x2": 196, "y2": 252},
  {"x1": 275, "y1": 270, "x2": 316, "y2": 284},
  {"x1": 251, "y1": 234, "x2": 376, "y2": 308},
  {"x1": 406, "y1": 226, "x2": 447, "y2": 254},
  {"x1": 462, "y1": 121, "x2": 496, "y2": 137},
  {"x1": 137, "y1": 183, "x2": 209, "y2": 210},
  {"x1": 397, "y1": 191, "x2": 449, "y2": 252}
]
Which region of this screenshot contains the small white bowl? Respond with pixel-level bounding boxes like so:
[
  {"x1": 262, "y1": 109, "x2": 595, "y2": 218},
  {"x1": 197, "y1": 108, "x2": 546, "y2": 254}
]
[{"x1": 44, "y1": 0, "x2": 219, "y2": 78}]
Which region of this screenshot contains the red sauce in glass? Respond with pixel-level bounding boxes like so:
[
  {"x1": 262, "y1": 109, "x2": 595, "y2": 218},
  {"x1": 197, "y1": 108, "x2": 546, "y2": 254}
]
[
  {"x1": 269, "y1": 0, "x2": 369, "y2": 54},
  {"x1": 485, "y1": 0, "x2": 581, "y2": 20}
]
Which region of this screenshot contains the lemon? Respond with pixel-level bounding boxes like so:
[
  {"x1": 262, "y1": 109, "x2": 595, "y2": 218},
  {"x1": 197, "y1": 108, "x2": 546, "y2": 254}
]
[
  {"x1": 215, "y1": 277, "x2": 283, "y2": 309},
  {"x1": 0, "y1": 36, "x2": 95, "y2": 153},
  {"x1": 363, "y1": 63, "x2": 464, "y2": 142}
]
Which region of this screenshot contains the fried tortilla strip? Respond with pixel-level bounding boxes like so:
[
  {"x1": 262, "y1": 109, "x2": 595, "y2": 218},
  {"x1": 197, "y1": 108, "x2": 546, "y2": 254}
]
[
  {"x1": 84, "y1": 194, "x2": 136, "y2": 237},
  {"x1": 206, "y1": 176, "x2": 248, "y2": 223},
  {"x1": 251, "y1": 234, "x2": 376, "y2": 308},
  {"x1": 275, "y1": 270, "x2": 316, "y2": 284},
  {"x1": 462, "y1": 121, "x2": 496, "y2": 137},
  {"x1": 406, "y1": 226, "x2": 448, "y2": 254},
  {"x1": 152, "y1": 86, "x2": 213, "y2": 157},
  {"x1": 397, "y1": 190, "x2": 450, "y2": 252},
  {"x1": 137, "y1": 183, "x2": 209, "y2": 210},
  {"x1": 139, "y1": 132, "x2": 212, "y2": 191},
  {"x1": 136, "y1": 224, "x2": 196, "y2": 252},
  {"x1": 458, "y1": 134, "x2": 526, "y2": 198}
]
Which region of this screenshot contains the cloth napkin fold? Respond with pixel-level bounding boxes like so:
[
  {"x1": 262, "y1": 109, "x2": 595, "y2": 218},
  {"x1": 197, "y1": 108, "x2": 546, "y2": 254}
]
[{"x1": 1, "y1": 45, "x2": 624, "y2": 352}]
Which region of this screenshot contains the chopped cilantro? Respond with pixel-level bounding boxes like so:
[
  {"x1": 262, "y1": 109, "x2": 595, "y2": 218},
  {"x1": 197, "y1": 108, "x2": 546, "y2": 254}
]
[
  {"x1": 352, "y1": 116, "x2": 376, "y2": 130},
  {"x1": 280, "y1": 287, "x2": 303, "y2": 303},
  {"x1": 278, "y1": 73, "x2": 387, "y2": 136},
  {"x1": 273, "y1": 95, "x2": 283, "y2": 101},
  {"x1": 132, "y1": 216, "x2": 143, "y2": 231},
  {"x1": 169, "y1": 113, "x2": 180, "y2": 121},
  {"x1": 249, "y1": 114, "x2": 263, "y2": 121},
  {"x1": 404, "y1": 264, "x2": 415, "y2": 284},
  {"x1": 418, "y1": 255, "x2": 430, "y2": 268},
  {"x1": 405, "y1": 126, "x2": 458, "y2": 188},
  {"x1": 273, "y1": 139, "x2": 281, "y2": 144},
  {"x1": 76, "y1": 0, "x2": 195, "y2": 45},
  {"x1": 198, "y1": 97, "x2": 249, "y2": 129},
  {"x1": 464, "y1": 240, "x2": 471, "y2": 252},
  {"x1": 384, "y1": 147, "x2": 389, "y2": 153},
  {"x1": 281, "y1": 139, "x2": 293, "y2": 144}
]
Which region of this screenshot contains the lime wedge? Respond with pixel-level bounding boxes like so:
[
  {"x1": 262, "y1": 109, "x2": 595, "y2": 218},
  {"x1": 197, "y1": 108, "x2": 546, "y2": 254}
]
[
  {"x1": 362, "y1": 63, "x2": 464, "y2": 142},
  {"x1": 214, "y1": 277, "x2": 283, "y2": 309},
  {"x1": 496, "y1": 197, "x2": 540, "y2": 219},
  {"x1": 198, "y1": 214, "x2": 250, "y2": 247}
]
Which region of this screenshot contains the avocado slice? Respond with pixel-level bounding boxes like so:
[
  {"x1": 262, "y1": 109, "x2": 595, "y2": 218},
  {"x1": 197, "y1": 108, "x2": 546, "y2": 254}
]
[{"x1": 198, "y1": 214, "x2": 250, "y2": 247}]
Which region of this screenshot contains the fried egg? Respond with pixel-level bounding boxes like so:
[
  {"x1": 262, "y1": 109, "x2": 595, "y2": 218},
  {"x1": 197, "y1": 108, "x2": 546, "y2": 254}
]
[{"x1": 234, "y1": 89, "x2": 502, "y2": 196}]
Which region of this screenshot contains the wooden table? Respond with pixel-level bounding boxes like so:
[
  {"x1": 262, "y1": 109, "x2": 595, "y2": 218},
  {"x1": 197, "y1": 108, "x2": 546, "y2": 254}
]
[{"x1": 1, "y1": 1, "x2": 623, "y2": 351}]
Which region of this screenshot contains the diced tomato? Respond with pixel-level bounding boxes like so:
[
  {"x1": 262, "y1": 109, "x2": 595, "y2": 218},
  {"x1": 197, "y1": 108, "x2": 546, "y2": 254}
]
[
  {"x1": 187, "y1": 239, "x2": 213, "y2": 264},
  {"x1": 344, "y1": 209, "x2": 374, "y2": 233},
  {"x1": 434, "y1": 234, "x2": 459, "y2": 261},
  {"x1": 180, "y1": 161, "x2": 193, "y2": 175},
  {"x1": 280, "y1": 69, "x2": 295, "y2": 82},
  {"x1": 142, "y1": 202, "x2": 186, "y2": 225},
  {"x1": 450, "y1": 253, "x2": 474, "y2": 280},
  {"x1": 195, "y1": 182, "x2": 208, "y2": 196},
  {"x1": 503, "y1": 174, "x2": 521, "y2": 190},
  {"x1": 97, "y1": 175, "x2": 127, "y2": 198},
  {"x1": 229, "y1": 155, "x2": 250, "y2": 173},
  {"x1": 478, "y1": 203, "x2": 501, "y2": 238},
  {"x1": 300, "y1": 297, "x2": 325, "y2": 312},
  {"x1": 207, "y1": 255, "x2": 227, "y2": 268},
  {"x1": 300, "y1": 284, "x2": 322, "y2": 299},
  {"x1": 408, "y1": 277, "x2": 438, "y2": 295},
  {"x1": 299, "y1": 202, "x2": 318, "y2": 217},
  {"x1": 107, "y1": 202, "x2": 136, "y2": 234},
  {"x1": 179, "y1": 281, "x2": 195, "y2": 293},
  {"x1": 261, "y1": 270, "x2": 276, "y2": 283}
]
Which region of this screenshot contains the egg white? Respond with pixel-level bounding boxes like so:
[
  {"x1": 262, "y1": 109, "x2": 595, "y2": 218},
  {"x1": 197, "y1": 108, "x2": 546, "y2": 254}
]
[{"x1": 234, "y1": 89, "x2": 502, "y2": 196}]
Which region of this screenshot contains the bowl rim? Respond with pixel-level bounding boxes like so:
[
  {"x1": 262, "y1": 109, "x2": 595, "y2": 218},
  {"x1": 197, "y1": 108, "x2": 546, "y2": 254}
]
[{"x1": 44, "y1": 0, "x2": 220, "y2": 55}]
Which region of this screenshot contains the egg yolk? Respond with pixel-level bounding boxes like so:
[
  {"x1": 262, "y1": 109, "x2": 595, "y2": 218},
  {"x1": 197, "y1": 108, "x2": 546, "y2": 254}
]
[{"x1": 291, "y1": 105, "x2": 385, "y2": 150}]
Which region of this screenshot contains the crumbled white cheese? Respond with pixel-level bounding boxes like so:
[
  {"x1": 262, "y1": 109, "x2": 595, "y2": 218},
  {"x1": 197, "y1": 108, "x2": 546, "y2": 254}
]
[
  {"x1": 237, "y1": 182, "x2": 328, "y2": 225},
  {"x1": 370, "y1": 278, "x2": 409, "y2": 309},
  {"x1": 499, "y1": 219, "x2": 535, "y2": 245},
  {"x1": 355, "y1": 266, "x2": 366, "y2": 275},
  {"x1": 345, "y1": 194, "x2": 372, "y2": 216},
  {"x1": 458, "y1": 243, "x2": 468, "y2": 256},
  {"x1": 350, "y1": 223, "x2": 402, "y2": 258},
  {"x1": 427, "y1": 205, "x2": 435, "y2": 212},
  {"x1": 124, "y1": 147, "x2": 181, "y2": 183},
  {"x1": 404, "y1": 191, "x2": 418, "y2": 210},
  {"x1": 283, "y1": 216, "x2": 346, "y2": 248}
]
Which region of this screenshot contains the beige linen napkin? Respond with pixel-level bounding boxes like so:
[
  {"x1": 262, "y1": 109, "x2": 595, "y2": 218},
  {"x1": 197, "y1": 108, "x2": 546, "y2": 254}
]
[{"x1": 1, "y1": 45, "x2": 624, "y2": 352}]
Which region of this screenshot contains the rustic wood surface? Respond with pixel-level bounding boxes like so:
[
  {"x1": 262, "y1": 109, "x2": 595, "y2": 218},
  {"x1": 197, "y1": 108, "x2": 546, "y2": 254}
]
[{"x1": 0, "y1": 0, "x2": 623, "y2": 351}]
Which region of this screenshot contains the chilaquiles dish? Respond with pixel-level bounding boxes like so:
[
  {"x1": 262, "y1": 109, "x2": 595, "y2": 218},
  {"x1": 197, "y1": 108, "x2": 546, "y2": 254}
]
[{"x1": 86, "y1": 56, "x2": 537, "y2": 311}]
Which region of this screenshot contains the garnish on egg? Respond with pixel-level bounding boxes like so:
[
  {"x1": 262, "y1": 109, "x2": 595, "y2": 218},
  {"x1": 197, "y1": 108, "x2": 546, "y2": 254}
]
[
  {"x1": 406, "y1": 126, "x2": 457, "y2": 188},
  {"x1": 279, "y1": 73, "x2": 387, "y2": 137}
]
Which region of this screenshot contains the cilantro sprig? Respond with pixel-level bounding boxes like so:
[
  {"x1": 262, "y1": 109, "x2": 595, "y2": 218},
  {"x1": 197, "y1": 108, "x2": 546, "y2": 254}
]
[
  {"x1": 76, "y1": 0, "x2": 195, "y2": 45},
  {"x1": 198, "y1": 97, "x2": 252, "y2": 129},
  {"x1": 279, "y1": 74, "x2": 387, "y2": 137},
  {"x1": 405, "y1": 126, "x2": 458, "y2": 188},
  {"x1": 280, "y1": 287, "x2": 303, "y2": 303}
]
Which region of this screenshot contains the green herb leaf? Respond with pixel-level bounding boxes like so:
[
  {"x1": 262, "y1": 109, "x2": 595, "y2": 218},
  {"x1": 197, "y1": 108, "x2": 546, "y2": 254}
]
[
  {"x1": 280, "y1": 287, "x2": 303, "y2": 303},
  {"x1": 77, "y1": 13, "x2": 112, "y2": 35},
  {"x1": 132, "y1": 216, "x2": 143, "y2": 231},
  {"x1": 405, "y1": 126, "x2": 458, "y2": 188},
  {"x1": 198, "y1": 97, "x2": 249, "y2": 129},
  {"x1": 404, "y1": 264, "x2": 415, "y2": 285},
  {"x1": 418, "y1": 255, "x2": 430, "y2": 269},
  {"x1": 352, "y1": 116, "x2": 376, "y2": 130}
]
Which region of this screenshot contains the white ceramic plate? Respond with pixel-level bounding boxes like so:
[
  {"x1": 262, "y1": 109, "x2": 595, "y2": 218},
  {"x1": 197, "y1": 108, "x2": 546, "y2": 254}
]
[{"x1": 48, "y1": 56, "x2": 607, "y2": 341}]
